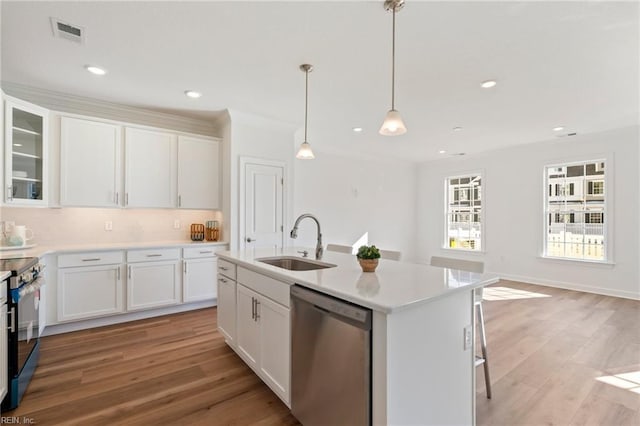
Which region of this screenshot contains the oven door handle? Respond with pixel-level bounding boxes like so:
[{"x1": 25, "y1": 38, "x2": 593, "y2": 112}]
[
  {"x1": 11, "y1": 276, "x2": 45, "y2": 303},
  {"x1": 8, "y1": 307, "x2": 15, "y2": 333}
]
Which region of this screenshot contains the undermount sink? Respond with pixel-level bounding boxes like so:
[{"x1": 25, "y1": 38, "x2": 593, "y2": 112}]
[{"x1": 257, "y1": 256, "x2": 336, "y2": 271}]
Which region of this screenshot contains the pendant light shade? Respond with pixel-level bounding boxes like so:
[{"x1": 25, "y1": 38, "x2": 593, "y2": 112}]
[
  {"x1": 379, "y1": 0, "x2": 407, "y2": 136},
  {"x1": 296, "y1": 141, "x2": 315, "y2": 159},
  {"x1": 296, "y1": 64, "x2": 315, "y2": 159},
  {"x1": 380, "y1": 109, "x2": 407, "y2": 136}
]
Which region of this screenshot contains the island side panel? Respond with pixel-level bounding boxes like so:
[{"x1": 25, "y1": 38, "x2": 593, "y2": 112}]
[
  {"x1": 379, "y1": 290, "x2": 475, "y2": 425},
  {"x1": 372, "y1": 311, "x2": 388, "y2": 425}
]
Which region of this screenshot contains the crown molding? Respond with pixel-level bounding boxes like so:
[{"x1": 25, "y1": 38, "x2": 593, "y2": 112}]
[{"x1": 1, "y1": 81, "x2": 222, "y2": 137}]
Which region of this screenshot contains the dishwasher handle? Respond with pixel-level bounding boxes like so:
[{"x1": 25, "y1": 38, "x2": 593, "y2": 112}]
[{"x1": 291, "y1": 285, "x2": 371, "y2": 330}]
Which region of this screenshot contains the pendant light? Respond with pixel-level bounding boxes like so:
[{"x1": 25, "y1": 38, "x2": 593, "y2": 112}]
[
  {"x1": 296, "y1": 64, "x2": 315, "y2": 159},
  {"x1": 379, "y1": 0, "x2": 407, "y2": 136}
]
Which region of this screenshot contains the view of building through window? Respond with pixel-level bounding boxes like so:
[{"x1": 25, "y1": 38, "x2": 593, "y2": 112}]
[
  {"x1": 446, "y1": 174, "x2": 482, "y2": 250},
  {"x1": 545, "y1": 161, "x2": 606, "y2": 261}
]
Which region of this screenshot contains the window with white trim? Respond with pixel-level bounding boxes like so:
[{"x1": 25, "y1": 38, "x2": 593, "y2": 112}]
[
  {"x1": 544, "y1": 160, "x2": 606, "y2": 261},
  {"x1": 445, "y1": 174, "x2": 482, "y2": 251}
]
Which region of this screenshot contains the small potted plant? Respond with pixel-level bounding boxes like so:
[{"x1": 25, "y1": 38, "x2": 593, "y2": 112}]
[{"x1": 357, "y1": 245, "x2": 381, "y2": 272}]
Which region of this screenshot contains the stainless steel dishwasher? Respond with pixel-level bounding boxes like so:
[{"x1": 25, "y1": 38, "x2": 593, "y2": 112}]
[{"x1": 291, "y1": 285, "x2": 372, "y2": 426}]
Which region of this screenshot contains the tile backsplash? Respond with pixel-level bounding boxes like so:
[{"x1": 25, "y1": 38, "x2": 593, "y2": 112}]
[{"x1": 0, "y1": 207, "x2": 223, "y2": 245}]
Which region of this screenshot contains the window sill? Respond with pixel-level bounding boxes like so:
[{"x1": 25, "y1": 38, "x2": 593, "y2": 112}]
[
  {"x1": 441, "y1": 247, "x2": 485, "y2": 255},
  {"x1": 537, "y1": 256, "x2": 615, "y2": 268}
]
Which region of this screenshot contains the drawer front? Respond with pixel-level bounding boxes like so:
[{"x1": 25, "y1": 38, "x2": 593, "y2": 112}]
[
  {"x1": 237, "y1": 267, "x2": 290, "y2": 308},
  {"x1": 183, "y1": 245, "x2": 226, "y2": 259},
  {"x1": 58, "y1": 251, "x2": 124, "y2": 268},
  {"x1": 127, "y1": 248, "x2": 180, "y2": 263},
  {"x1": 217, "y1": 259, "x2": 237, "y2": 280}
]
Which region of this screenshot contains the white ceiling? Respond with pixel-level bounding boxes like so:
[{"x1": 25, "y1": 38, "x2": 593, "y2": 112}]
[{"x1": 1, "y1": 1, "x2": 638, "y2": 162}]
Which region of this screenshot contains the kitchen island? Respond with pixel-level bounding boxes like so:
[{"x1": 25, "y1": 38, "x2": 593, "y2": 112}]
[{"x1": 217, "y1": 247, "x2": 499, "y2": 425}]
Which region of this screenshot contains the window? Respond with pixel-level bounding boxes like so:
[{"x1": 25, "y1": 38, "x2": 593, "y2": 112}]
[
  {"x1": 588, "y1": 180, "x2": 604, "y2": 195},
  {"x1": 544, "y1": 160, "x2": 606, "y2": 261},
  {"x1": 446, "y1": 174, "x2": 482, "y2": 251}
]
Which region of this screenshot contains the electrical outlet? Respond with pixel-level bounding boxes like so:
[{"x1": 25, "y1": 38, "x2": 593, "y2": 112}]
[
  {"x1": 464, "y1": 324, "x2": 473, "y2": 350},
  {"x1": 105, "y1": 221, "x2": 113, "y2": 231},
  {"x1": 173, "y1": 220, "x2": 180, "y2": 229}
]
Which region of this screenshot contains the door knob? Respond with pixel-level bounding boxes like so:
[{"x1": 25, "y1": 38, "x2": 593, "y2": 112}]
[{"x1": 246, "y1": 237, "x2": 256, "y2": 243}]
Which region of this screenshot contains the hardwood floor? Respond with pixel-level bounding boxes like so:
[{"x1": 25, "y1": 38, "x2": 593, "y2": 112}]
[
  {"x1": 5, "y1": 280, "x2": 640, "y2": 425},
  {"x1": 476, "y1": 280, "x2": 640, "y2": 425},
  {"x1": 7, "y1": 308, "x2": 299, "y2": 425}
]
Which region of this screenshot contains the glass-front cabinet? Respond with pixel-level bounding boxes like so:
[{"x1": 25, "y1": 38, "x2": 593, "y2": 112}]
[{"x1": 4, "y1": 98, "x2": 48, "y2": 205}]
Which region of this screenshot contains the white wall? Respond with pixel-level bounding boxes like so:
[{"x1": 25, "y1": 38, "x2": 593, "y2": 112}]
[
  {"x1": 417, "y1": 126, "x2": 639, "y2": 299},
  {"x1": 226, "y1": 109, "x2": 296, "y2": 250},
  {"x1": 293, "y1": 149, "x2": 418, "y2": 262}
]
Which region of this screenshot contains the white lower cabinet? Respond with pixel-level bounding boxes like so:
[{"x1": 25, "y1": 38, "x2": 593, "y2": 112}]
[
  {"x1": 183, "y1": 247, "x2": 221, "y2": 303},
  {"x1": 257, "y1": 295, "x2": 290, "y2": 399},
  {"x1": 51, "y1": 245, "x2": 226, "y2": 328},
  {"x1": 235, "y1": 274, "x2": 290, "y2": 406},
  {"x1": 217, "y1": 274, "x2": 236, "y2": 346},
  {"x1": 183, "y1": 258, "x2": 217, "y2": 302},
  {"x1": 126, "y1": 248, "x2": 181, "y2": 311},
  {"x1": 127, "y1": 260, "x2": 180, "y2": 311},
  {"x1": 58, "y1": 263, "x2": 124, "y2": 322},
  {"x1": 237, "y1": 284, "x2": 261, "y2": 367}
]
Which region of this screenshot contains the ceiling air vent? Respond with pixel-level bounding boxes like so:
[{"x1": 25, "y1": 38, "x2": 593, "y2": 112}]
[
  {"x1": 556, "y1": 132, "x2": 578, "y2": 138},
  {"x1": 50, "y1": 18, "x2": 85, "y2": 44}
]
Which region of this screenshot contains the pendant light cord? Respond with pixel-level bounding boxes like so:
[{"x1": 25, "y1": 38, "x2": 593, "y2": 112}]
[
  {"x1": 391, "y1": 5, "x2": 396, "y2": 110},
  {"x1": 304, "y1": 68, "x2": 309, "y2": 142}
]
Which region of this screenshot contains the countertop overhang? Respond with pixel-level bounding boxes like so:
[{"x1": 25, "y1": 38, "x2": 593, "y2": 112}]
[
  {"x1": 218, "y1": 247, "x2": 499, "y2": 314},
  {"x1": 0, "y1": 241, "x2": 229, "y2": 260}
]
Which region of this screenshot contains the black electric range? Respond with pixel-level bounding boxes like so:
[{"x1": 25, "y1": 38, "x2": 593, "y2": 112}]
[{"x1": 0, "y1": 256, "x2": 44, "y2": 411}]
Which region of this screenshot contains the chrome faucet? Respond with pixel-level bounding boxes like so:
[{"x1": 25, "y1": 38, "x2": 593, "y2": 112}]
[{"x1": 290, "y1": 214, "x2": 323, "y2": 260}]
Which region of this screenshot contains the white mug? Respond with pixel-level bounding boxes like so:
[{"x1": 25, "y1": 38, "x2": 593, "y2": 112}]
[{"x1": 11, "y1": 225, "x2": 34, "y2": 246}]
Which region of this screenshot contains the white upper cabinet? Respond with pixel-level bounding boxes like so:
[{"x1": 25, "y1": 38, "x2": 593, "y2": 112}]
[
  {"x1": 60, "y1": 116, "x2": 121, "y2": 207},
  {"x1": 4, "y1": 97, "x2": 49, "y2": 206},
  {"x1": 59, "y1": 114, "x2": 221, "y2": 210},
  {"x1": 178, "y1": 136, "x2": 220, "y2": 209},
  {"x1": 124, "y1": 127, "x2": 177, "y2": 208}
]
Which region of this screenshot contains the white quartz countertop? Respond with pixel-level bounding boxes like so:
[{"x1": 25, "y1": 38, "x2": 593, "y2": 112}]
[
  {"x1": 0, "y1": 271, "x2": 10, "y2": 281},
  {"x1": 218, "y1": 247, "x2": 499, "y2": 314},
  {"x1": 0, "y1": 240, "x2": 229, "y2": 260}
]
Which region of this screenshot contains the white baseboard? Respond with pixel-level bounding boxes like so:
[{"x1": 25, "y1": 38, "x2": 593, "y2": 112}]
[
  {"x1": 496, "y1": 273, "x2": 640, "y2": 300},
  {"x1": 42, "y1": 299, "x2": 217, "y2": 336}
]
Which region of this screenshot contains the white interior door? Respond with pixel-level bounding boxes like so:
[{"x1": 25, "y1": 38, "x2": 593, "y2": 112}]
[{"x1": 241, "y1": 159, "x2": 284, "y2": 249}]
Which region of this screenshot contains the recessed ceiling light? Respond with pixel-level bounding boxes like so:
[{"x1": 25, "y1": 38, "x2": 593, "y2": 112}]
[
  {"x1": 452, "y1": 126, "x2": 463, "y2": 132},
  {"x1": 184, "y1": 90, "x2": 202, "y2": 99},
  {"x1": 85, "y1": 65, "x2": 107, "y2": 76},
  {"x1": 439, "y1": 150, "x2": 446, "y2": 154},
  {"x1": 352, "y1": 127, "x2": 363, "y2": 133},
  {"x1": 553, "y1": 126, "x2": 565, "y2": 131},
  {"x1": 480, "y1": 80, "x2": 497, "y2": 88}
]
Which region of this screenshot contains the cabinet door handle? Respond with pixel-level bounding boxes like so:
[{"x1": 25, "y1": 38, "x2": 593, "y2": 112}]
[
  {"x1": 82, "y1": 258, "x2": 101, "y2": 262},
  {"x1": 251, "y1": 297, "x2": 256, "y2": 320},
  {"x1": 125, "y1": 192, "x2": 129, "y2": 206},
  {"x1": 178, "y1": 195, "x2": 182, "y2": 207},
  {"x1": 115, "y1": 192, "x2": 119, "y2": 204},
  {"x1": 218, "y1": 277, "x2": 228, "y2": 283},
  {"x1": 219, "y1": 266, "x2": 228, "y2": 271},
  {"x1": 128, "y1": 265, "x2": 132, "y2": 279},
  {"x1": 146, "y1": 254, "x2": 162, "y2": 258},
  {"x1": 184, "y1": 262, "x2": 187, "y2": 274},
  {"x1": 117, "y1": 267, "x2": 121, "y2": 281},
  {"x1": 255, "y1": 300, "x2": 260, "y2": 321},
  {"x1": 246, "y1": 237, "x2": 256, "y2": 243},
  {"x1": 200, "y1": 250, "x2": 213, "y2": 254}
]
